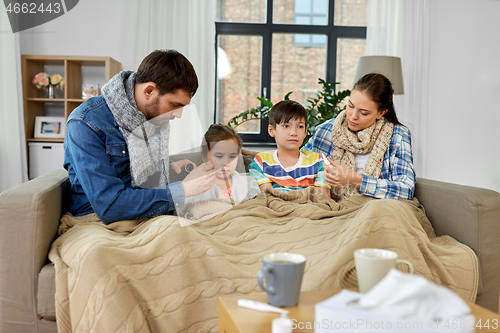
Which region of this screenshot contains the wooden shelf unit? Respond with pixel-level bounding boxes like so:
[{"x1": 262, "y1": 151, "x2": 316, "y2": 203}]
[{"x1": 21, "y1": 55, "x2": 121, "y2": 178}]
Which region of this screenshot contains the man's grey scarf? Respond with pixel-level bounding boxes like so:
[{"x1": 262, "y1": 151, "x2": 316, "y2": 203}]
[{"x1": 101, "y1": 71, "x2": 170, "y2": 188}]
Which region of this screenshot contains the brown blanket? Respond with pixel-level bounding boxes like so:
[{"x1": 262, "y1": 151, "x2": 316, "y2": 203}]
[{"x1": 48, "y1": 187, "x2": 479, "y2": 333}]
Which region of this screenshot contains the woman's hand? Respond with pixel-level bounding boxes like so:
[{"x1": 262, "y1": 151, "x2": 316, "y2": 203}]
[
  {"x1": 181, "y1": 162, "x2": 216, "y2": 198},
  {"x1": 324, "y1": 158, "x2": 362, "y2": 188}
]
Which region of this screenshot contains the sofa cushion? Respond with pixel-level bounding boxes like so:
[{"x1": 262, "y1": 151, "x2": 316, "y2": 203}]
[{"x1": 37, "y1": 263, "x2": 56, "y2": 321}]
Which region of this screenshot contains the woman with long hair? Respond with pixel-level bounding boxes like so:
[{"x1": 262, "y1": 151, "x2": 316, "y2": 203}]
[{"x1": 302, "y1": 73, "x2": 416, "y2": 201}]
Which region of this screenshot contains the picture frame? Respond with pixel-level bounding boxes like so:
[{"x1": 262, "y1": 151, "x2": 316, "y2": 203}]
[{"x1": 34, "y1": 116, "x2": 66, "y2": 139}]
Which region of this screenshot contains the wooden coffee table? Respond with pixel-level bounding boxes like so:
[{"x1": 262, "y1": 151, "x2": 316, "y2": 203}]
[{"x1": 219, "y1": 289, "x2": 500, "y2": 332}]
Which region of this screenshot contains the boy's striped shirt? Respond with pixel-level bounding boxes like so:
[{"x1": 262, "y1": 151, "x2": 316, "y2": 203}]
[{"x1": 248, "y1": 150, "x2": 329, "y2": 192}]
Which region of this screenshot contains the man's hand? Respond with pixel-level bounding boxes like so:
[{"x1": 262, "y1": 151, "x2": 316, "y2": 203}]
[
  {"x1": 171, "y1": 159, "x2": 197, "y2": 175},
  {"x1": 181, "y1": 162, "x2": 216, "y2": 197},
  {"x1": 324, "y1": 158, "x2": 362, "y2": 188}
]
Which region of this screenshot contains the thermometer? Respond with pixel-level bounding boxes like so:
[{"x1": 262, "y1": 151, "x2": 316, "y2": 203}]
[{"x1": 321, "y1": 153, "x2": 333, "y2": 167}]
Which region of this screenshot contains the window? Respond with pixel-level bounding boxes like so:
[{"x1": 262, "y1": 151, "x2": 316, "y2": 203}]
[
  {"x1": 216, "y1": 0, "x2": 367, "y2": 143},
  {"x1": 293, "y1": 0, "x2": 328, "y2": 47}
]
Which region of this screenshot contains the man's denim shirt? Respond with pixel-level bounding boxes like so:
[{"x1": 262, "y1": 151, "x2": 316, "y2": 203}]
[{"x1": 64, "y1": 96, "x2": 185, "y2": 223}]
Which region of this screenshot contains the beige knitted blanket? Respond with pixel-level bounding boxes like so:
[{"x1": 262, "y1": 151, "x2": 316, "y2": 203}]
[{"x1": 48, "y1": 187, "x2": 479, "y2": 333}]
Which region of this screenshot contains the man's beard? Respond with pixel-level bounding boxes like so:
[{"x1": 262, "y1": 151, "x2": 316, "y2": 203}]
[{"x1": 144, "y1": 96, "x2": 159, "y2": 120}]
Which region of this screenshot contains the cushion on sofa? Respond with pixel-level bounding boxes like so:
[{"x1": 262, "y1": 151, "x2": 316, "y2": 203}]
[{"x1": 37, "y1": 263, "x2": 56, "y2": 321}]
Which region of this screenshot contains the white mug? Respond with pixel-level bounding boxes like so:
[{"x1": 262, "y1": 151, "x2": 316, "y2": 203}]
[{"x1": 354, "y1": 248, "x2": 414, "y2": 293}]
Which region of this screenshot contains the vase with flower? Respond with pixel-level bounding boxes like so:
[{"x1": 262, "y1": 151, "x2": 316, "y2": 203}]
[{"x1": 32, "y1": 72, "x2": 64, "y2": 98}]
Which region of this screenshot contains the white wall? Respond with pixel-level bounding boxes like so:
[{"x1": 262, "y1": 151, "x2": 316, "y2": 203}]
[
  {"x1": 424, "y1": 0, "x2": 500, "y2": 193},
  {"x1": 20, "y1": 0, "x2": 146, "y2": 71}
]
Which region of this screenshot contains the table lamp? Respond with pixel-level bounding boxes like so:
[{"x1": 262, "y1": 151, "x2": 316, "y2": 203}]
[{"x1": 353, "y1": 56, "x2": 404, "y2": 94}]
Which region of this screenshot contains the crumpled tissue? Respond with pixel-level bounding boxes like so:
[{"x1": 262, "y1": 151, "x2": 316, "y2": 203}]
[{"x1": 314, "y1": 269, "x2": 474, "y2": 333}]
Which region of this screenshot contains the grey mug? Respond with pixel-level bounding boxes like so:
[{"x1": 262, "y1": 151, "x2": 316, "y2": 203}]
[{"x1": 257, "y1": 252, "x2": 306, "y2": 307}]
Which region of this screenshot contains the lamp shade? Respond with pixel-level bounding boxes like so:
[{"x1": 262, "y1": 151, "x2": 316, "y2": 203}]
[{"x1": 353, "y1": 56, "x2": 404, "y2": 94}]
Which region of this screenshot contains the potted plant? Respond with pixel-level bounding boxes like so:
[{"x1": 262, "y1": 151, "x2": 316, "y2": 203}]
[{"x1": 227, "y1": 79, "x2": 351, "y2": 145}]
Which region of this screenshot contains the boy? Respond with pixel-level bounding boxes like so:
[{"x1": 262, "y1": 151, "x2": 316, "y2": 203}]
[{"x1": 248, "y1": 100, "x2": 331, "y2": 198}]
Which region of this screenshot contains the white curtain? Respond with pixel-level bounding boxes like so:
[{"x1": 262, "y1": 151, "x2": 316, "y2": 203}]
[
  {"x1": 131, "y1": 0, "x2": 216, "y2": 153},
  {"x1": 401, "y1": 0, "x2": 431, "y2": 178},
  {"x1": 366, "y1": 0, "x2": 404, "y2": 57},
  {"x1": 0, "y1": 6, "x2": 28, "y2": 192},
  {"x1": 366, "y1": 0, "x2": 431, "y2": 177}
]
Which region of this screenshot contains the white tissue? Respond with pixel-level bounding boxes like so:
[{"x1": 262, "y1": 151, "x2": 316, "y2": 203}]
[
  {"x1": 314, "y1": 270, "x2": 474, "y2": 333},
  {"x1": 356, "y1": 268, "x2": 471, "y2": 322}
]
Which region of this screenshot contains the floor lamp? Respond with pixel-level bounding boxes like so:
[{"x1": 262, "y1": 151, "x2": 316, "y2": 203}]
[{"x1": 353, "y1": 56, "x2": 404, "y2": 94}]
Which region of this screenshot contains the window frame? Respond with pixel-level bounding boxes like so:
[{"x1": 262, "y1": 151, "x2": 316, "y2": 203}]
[{"x1": 215, "y1": 0, "x2": 367, "y2": 144}]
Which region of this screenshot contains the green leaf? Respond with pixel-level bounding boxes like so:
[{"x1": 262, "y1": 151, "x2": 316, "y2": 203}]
[{"x1": 257, "y1": 96, "x2": 273, "y2": 108}]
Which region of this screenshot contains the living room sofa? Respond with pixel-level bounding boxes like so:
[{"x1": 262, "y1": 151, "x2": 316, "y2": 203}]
[{"x1": 1, "y1": 167, "x2": 500, "y2": 333}]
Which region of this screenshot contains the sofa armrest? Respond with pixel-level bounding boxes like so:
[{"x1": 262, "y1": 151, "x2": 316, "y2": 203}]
[
  {"x1": 0, "y1": 169, "x2": 69, "y2": 332},
  {"x1": 415, "y1": 177, "x2": 500, "y2": 312}
]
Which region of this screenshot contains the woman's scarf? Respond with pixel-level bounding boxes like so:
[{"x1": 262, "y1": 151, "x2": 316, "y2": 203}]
[
  {"x1": 102, "y1": 71, "x2": 170, "y2": 188},
  {"x1": 329, "y1": 110, "x2": 394, "y2": 201}
]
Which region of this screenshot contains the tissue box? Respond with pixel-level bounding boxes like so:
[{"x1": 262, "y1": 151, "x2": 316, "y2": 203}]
[{"x1": 313, "y1": 290, "x2": 474, "y2": 333}]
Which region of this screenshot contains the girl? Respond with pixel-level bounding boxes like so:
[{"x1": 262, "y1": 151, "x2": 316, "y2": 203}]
[{"x1": 184, "y1": 124, "x2": 260, "y2": 205}]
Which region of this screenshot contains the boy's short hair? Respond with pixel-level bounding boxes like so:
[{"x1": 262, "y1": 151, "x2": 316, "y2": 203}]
[
  {"x1": 269, "y1": 100, "x2": 307, "y2": 128},
  {"x1": 136, "y1": 49, "x2": 198, "y2": 97}
]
